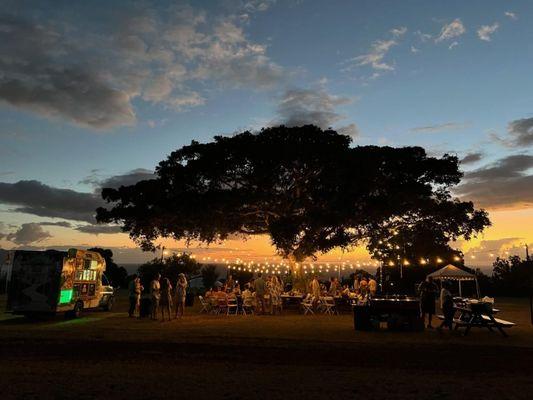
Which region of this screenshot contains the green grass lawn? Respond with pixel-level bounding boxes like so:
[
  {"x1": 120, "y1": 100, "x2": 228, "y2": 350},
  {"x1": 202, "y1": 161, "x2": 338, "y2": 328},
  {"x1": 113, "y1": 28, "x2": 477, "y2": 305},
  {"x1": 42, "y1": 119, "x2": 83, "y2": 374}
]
[
  {"x1": 1, "y1": 292, "x2": 533, "y2": 399},
  {"x1": 1, "y1": 291, "x2": 532, "y2": 347}
]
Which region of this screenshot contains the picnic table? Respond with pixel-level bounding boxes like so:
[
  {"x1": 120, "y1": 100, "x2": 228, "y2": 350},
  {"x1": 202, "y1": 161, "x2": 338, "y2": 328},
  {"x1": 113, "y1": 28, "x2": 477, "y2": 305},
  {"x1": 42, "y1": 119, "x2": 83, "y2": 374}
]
[
  {"x1": 452, "y1": 301, "x2": 515, "y2": 337},
  {"x1": 281, "y1": 294, "x2": 305, "y2": 309}
]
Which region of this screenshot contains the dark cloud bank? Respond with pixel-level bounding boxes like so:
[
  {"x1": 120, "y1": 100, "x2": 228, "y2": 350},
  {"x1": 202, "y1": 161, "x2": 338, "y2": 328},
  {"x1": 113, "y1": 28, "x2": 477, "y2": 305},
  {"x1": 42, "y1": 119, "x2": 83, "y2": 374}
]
[{"x1": 0, "y1": 169, "x2": 155, "y2": 244}]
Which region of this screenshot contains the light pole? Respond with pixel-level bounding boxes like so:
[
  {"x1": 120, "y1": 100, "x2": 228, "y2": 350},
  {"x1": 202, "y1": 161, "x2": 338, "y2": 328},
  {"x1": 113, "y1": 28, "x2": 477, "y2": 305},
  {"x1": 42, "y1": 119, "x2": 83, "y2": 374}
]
[{"x1": 160, "y1": 246, "x2": 169, "y2": 263}]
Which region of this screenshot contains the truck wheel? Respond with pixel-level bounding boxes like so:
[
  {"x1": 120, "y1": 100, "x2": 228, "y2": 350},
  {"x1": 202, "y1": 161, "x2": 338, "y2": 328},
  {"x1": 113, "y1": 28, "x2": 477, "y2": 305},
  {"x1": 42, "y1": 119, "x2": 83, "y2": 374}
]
[
  {"x1": 102, "y1": 296, "x2": 114, "y2": 311},
  {"x1": 66, "y1": 301, "x2": 83, "y2": 319}
]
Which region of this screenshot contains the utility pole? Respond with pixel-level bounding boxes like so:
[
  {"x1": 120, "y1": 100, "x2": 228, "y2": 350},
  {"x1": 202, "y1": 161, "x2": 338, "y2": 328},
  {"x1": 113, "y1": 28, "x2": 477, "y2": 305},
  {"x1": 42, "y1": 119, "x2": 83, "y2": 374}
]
[{"x1": 526, "y1": 243, "x2": 533, "y2": 325}]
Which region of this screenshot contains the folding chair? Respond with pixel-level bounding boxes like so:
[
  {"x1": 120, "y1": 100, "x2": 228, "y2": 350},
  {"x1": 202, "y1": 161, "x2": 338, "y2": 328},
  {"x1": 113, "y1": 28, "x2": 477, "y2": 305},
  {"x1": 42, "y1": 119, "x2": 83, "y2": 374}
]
[
  {"x1": 242, "y1": 297, "x2": 255, "y2": 315},
  {"x1": 216, "y1": 299, "x2": 228, "y2": 315},
  {"x1": 301, "y1": 295, "x2": 315, "y2": 315},
  {"x1": 227, "y1": 298, "x2": 238, "y2": 315},
  {"x1": 321, "y1": 296, "x2": 337, "y2": 315},
  {"x1": 198, "y1": 296, "x2": 211, "y2": 314}
]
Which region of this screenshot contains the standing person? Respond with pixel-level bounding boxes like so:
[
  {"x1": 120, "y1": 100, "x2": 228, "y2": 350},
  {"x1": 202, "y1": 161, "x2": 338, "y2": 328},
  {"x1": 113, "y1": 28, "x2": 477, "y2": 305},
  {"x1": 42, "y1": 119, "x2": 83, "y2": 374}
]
[
  {"x1": 310, "y1": 275, "x2": 321, "y2": 309},
  {"x1": 128, "y1": 274, "x2": 142, "y2": 317},
  {"x1": 174, "y1": 273, "x2": 188, "y2": 319},
  {"x1": 359, "y1": 277, "x2": 369, "y2": 296},
  {"x1": 150, "y1": 273, "x2": 161, "y2": 320},
  {"x1": 419, "y1": 276, "x2": 438, "y2": 329},
  {"x1": 328, "y1": 277, "x2": 339, "y2": 296},
  {"x1": 353, "y1": 275, "x2": 360, "y2": 294},
  {"x1": 270, "y1": 275, "x2": 282, "y2": 315},
  {"x1": 225, "y1": 274, "x2": 235, "y2": 291},
  {"x1": 159, "y1": 277, "x2": 173, "y2": 322},
  {"x1": 368, "y1": 276, "x2": 377, "y2": 297},
  {"x1": 254, "y1": 273, "x2": 267, "y2": 315},
  {"x1": 438, "y1": 281, "x2": 455, "y2": 332}
]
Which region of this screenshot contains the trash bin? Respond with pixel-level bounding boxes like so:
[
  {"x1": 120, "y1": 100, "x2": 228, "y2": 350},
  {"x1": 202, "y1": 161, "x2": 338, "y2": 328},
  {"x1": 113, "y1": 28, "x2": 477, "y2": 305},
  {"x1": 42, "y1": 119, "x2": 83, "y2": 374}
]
[
  {"x1": 185, "y1": 293, "x2": 195, "y2": 307},
  {"x1": 353, "y1": 305, "x2": 372, "y2": 331},
  {"x1": 139, "y1": 296, "x2": 151, "y2": 318}
]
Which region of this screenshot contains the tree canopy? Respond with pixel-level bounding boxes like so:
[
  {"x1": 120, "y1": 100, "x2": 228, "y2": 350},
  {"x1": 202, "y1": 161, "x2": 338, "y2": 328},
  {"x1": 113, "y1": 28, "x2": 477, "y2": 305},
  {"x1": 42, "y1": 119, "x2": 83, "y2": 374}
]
[
  {"x1": 96, "y1": 125, "x2": 490, "y2": 264},
  {"x1": 138, "y1": 252, "x2": 201, "y2": 285}
]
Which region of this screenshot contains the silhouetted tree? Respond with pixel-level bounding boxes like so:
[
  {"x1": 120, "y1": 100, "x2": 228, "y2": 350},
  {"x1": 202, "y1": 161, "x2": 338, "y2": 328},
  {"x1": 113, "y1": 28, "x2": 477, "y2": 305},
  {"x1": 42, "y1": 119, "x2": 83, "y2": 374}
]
[
  {"x1": 492, "y1": 256, "x2": 532, "y2": 296},
  {"x1": 97, "y1": 125, "x2": 490, "y2": 272},
  {"x1": 200, "y1": 264, "x2": 219, "y2": 290},
  {"x1": 88, "y1": 247, "x2": 127, "y2": 288},
  {"x1": 366, "y1": 223, "x2": 467, "y2": 268},
  {"x1": 138, "y1": 252, "x2": 201, "y2": 286}
]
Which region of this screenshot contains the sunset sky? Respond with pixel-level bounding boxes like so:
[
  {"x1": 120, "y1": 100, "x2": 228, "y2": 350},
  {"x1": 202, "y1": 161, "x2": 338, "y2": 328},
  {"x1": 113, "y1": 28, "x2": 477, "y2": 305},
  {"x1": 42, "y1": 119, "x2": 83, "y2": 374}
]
[{"x1": 1, "y1": 0, "x2": 532, "y2": 270}]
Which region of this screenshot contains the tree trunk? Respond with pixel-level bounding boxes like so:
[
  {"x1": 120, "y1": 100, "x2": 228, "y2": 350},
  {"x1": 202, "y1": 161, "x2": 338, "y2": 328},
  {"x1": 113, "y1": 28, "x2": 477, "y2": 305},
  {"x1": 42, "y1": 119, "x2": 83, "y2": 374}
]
[{"x1": 288, "y1": 253, "x2": 307, "y2": 292}]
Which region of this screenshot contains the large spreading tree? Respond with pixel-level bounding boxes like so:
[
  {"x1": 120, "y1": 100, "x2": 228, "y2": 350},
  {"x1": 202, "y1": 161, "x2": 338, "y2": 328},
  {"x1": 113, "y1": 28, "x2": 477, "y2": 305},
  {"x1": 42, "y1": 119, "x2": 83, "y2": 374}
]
[{"x1": 96, "y1": 125, "x2": 490, "y2": 272}]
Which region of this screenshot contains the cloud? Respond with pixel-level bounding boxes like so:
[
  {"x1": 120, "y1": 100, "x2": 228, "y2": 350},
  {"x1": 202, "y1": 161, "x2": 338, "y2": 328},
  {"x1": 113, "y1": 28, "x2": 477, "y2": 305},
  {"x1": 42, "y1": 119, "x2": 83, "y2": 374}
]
[
  {"x1": 477, "y1": 23, "x2": 499, "y2": 42},
  {"x1": 0, "y1": 180, "x2": 102, "y2": 223},
  {"x1": 390, "y1": 26, "x2": 407, "y2": 38},
  {"x1": 275, "y1": 87, "x2": 359, "y2": 138},
  {"x1": 410, "y1": 46, "x2": 420, "y2": 54},
  {"x1": 414, "y1": 31, "x2": 432, "y2": 42},
  {"x1": 464, "y1": 155, "x2": 533, "y2": 180},
  {"x1": 435, "y1": 19, "x2": 465, "y2": 42},
  {"x1": 39, "y1": 221, "x2": 73, "y2": 228},
  {"x1": 0, "y1": 3, "x2": 284, "y2": 130},
  {"x1": 448, "y1": 41, "x2": 459, "y2": 50},
  {"x1": 98, "y1": 169, "x2": 156, "y2": 189},
  {"x1": 0, "y1": 170, "x2": 154, "y2": 224},
  {"x1": 460, "y1": 152, "x2": 483, "y2": 165},
  {"x1": 0, "y1": 222, "x2": 6, "y2": 240},
  {"x1": 410, "y1": 121, "x2": 468, "y2": 133},
  {"x1": 0, "y1": 15, "x2": 136, "y2": 129},
  {"x1": 6, "y1": 223, "x2": 52, "y2": 245},
  {"x1": 345, "y1": 26, "x2": 406, "y2": 76},
  {"x1": 75, "y1": 224, "x2": 124, "y2": 235},
  {"x1": 506, "y1": 117, "x2": 533, "y2": 147},
  {"x1": 350, "y1": 39, "x2": 397, "y2": 72},
  {"x1": 504, "y1": 11, "x2": 517, "y2": 20},
  {"x1": 456, "y1": 155, "x2": 533, "y2": 209},
  {"x1": 460, "y1": 237, "x2": 524, "y2": 267}
]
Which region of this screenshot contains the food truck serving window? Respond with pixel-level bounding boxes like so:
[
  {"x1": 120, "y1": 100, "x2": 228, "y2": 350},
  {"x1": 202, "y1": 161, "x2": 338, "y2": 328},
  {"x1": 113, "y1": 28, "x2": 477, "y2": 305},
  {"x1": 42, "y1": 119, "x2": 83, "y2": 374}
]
[
  {"x1": 83, "y1": 259, "x2": 98, "y2": 270},
  {"x1": 75, "y1": 269, "x2": 97, "y2": 281}
]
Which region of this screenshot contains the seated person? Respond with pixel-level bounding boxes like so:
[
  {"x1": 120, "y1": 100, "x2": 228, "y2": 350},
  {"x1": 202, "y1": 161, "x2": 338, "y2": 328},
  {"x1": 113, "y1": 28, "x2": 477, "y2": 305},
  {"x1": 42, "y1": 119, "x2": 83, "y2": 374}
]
[
  {"x1": 227, "y1": 290, "x2": 237, "y2": 301},
  {"x1": 215, "y1": 286, "x2": 229, "y2": 302},
  {"x1": 242, "y1": 284, "x2": 253, "y2": 299},
  {"x1": 233, "y1": 284, "x2": 241, "y2": 296},
  {"x1": 204, "y1": 287, "x2": 214, "y2": 299},
  {"x1": 341, "y1": 284, "x2": 351, "y2": 297}
]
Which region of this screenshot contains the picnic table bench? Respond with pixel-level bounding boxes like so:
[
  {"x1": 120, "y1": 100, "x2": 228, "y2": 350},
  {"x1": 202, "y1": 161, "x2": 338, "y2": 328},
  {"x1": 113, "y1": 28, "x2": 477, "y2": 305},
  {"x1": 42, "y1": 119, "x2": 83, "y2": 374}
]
[{"x1": 438, "y1": 302, "x2": 515, "y2": 337}]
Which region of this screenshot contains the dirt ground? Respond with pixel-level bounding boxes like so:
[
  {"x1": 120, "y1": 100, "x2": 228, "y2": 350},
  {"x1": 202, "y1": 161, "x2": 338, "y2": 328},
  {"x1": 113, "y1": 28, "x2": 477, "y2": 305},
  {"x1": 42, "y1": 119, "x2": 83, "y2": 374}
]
[{"x1": 1, "y1": 293, "x2": 532, "y2": 400}]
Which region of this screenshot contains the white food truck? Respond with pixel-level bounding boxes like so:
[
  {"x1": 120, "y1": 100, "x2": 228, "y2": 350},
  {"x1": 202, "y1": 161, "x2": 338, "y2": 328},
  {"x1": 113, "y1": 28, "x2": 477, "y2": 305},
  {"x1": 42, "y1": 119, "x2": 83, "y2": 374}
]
[{"x1": 3, "y1": 248, "x2": 115, "y2": 318}]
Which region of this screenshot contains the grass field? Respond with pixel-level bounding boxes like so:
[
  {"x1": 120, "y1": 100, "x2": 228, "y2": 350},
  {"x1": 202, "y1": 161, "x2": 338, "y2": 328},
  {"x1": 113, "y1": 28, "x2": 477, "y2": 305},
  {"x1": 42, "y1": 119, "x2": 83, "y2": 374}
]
[{"x1": 1, "y1": 292, "x2": 532, "y2": 399}]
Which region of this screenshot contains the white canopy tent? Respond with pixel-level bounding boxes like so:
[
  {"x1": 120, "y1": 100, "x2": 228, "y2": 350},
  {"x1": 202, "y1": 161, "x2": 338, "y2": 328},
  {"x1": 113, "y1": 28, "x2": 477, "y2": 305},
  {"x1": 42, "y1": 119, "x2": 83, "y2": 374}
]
[{"x1": 427, "y1": 264, "x2": 480, "y2": 298}]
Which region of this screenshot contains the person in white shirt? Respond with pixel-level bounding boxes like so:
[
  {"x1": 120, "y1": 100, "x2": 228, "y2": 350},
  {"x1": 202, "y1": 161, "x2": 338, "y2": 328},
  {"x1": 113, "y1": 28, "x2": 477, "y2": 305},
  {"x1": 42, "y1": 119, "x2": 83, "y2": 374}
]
[
  {"x1": 310, "y1": 276, "x2": 320, "y2": 308},
  {"x1": 150, "y1": 273, "x2": 161, "y2": 320},
  {"x1": 368, "y1": 277, "x2": 377, "y2": 297}
]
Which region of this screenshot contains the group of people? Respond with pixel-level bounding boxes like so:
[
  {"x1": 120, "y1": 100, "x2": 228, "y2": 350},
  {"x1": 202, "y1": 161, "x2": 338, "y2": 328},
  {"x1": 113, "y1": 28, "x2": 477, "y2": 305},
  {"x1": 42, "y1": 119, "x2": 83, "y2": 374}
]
[
  {"x1": 204, "y1": 273, "x2": 284, "y2": 315},
  {"x1": 306, "y1": 274, "x2": 378, "y2": 298},
  {"x1": 128, "y1": 272, "x2": 188, "y2": 321},
  {"x1": 419, "y1": 276, "x2": 454, "y2": 331},
  {"x1": 202, "y1": 273, "x2": 381, "y2": 314}
]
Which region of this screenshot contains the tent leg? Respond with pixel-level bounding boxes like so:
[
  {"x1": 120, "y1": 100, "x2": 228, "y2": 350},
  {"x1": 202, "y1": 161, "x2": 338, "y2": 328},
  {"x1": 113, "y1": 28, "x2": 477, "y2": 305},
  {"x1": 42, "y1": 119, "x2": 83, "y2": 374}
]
[
  {"x1": 459, "y1": 281, "x2": 462, "y2": 298},
  {"x1": 475, "y1": 278, "x2": 480, "y2": 299}
]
